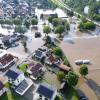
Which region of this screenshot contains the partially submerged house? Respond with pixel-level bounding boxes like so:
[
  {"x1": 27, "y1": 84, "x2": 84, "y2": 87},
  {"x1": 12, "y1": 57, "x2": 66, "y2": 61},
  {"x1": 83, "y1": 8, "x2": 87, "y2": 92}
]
[
  {"x1": 5, "y1": 69, "x2": 33, "y2": 95},
  {"x1": 45, "y1": 55, "x2": 60, "y2": 66},
  {"x1": 6, "y1": 69, "x2": 25, "y2": 86},
  {"x1": 2, "y1": 34, "x2": 18, "y2": 47},
  {"x1": 34, "y1": 49, "x2": 45, "y2": 61},
  {"x1": 27, "y1": 63, "x2": 43, "y2": 80},
  {"x1": 34, "y1": 84, "x2": 57, "y2": 100},
  {"x1": 45, "y1": 53, "x2": 71, "y2": 72},
  {"x1": 0, "y1": 50, "x2": 16, "y2": 71}
]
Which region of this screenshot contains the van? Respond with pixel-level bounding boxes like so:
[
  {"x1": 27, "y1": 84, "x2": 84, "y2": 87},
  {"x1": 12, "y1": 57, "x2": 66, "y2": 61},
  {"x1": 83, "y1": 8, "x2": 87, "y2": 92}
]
[
  {"x1": 83, "y1": 60, "x2": 90, "y2": 64},
  {"x1": 75, "y1": 60, "x2": 83, "y2": 65}
]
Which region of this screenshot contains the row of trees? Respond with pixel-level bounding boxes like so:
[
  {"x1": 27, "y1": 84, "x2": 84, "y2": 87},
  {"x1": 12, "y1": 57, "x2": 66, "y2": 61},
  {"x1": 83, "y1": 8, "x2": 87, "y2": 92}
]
[
  {"x1": 64, "y1": 0, "x2": 100, "y2": 21},
  {"x1": 57, "y1": 64, "x2": 88, "y2": 87},
  {"x1": 79, "y1": 18, "x2": 96, "y2": 31},
  {"x1": 0, "y1": 18, "x2": 38, "y2": 29}
]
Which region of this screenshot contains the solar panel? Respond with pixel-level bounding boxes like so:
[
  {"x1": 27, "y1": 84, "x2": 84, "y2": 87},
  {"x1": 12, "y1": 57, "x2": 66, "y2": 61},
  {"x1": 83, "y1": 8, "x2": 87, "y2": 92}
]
[
  {"x1": 16, "y1": 80, "x2": 28, "y2": 93},
  {"x1": 6, "y1": 70, "x2": 19, "y2": 80},
  {"x1": 37, "y1": 85, "x2": 54, "y2": 99}
]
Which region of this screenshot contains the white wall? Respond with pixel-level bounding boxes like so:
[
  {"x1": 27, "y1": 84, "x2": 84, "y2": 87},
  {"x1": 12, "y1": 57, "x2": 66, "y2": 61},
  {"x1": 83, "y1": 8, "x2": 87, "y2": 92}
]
[{"x1": 14, "y1": 73, "x2": 25, "y2": 86}]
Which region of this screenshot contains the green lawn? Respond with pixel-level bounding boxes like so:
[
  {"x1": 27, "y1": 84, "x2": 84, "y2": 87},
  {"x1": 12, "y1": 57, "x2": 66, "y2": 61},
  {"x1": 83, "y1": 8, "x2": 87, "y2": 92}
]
[
  {"x1": 65, "y1": 86, "x2": 79, "y2": 100},
  {"x1": 19, "y1": 64, "x2": 28, "y2": 73},
  {"x1": 4, "y1": 82, "x2": 11, "y2": 88}
]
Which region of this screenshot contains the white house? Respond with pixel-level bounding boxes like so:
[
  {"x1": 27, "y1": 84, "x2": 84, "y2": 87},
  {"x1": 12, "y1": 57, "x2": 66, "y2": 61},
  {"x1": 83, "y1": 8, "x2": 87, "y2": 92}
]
[
  {"x1": 6, "y1": 69, "x2": 25, "y2": 86},
  {"x1": 5, "y1": 69, "x2": 33, "y2": 96},
  {"x1": 84, "y1": 6, "x2": 89, "y2": 14}
]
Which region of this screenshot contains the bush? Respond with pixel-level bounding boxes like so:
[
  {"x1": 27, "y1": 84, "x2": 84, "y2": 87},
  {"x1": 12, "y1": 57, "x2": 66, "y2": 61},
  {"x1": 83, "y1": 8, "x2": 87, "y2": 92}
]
[
  {"x1": 66, "y1": 71, "x2": 78, "y2": 87},
  {"x1": 64, "y1": 58, "x2": 69, "y2": 66},
  {"x1": 53, "y1": 47, "x2": 63, "y2": 59},
  {"x1": 54, "y1": 25, "x2": 65, "y2": 37},
  {"x1": 57, "y1": 71, "x2": 65, "y2": 81},
  {"x1": 31, "y1": 18, "x2": 38, "y2": 25},
  {"x1": 43, "y1": 25, "x2": 51, "y2": 35},
  {"x1": 55, "y1": 95, "x2": 62, "y2": 100},
  {"x1": 79, "y1": 21, "x2": 96, "y2": 31},
  {"x1": 79, "y1": 64, "x2": 88, "y2": 77}
]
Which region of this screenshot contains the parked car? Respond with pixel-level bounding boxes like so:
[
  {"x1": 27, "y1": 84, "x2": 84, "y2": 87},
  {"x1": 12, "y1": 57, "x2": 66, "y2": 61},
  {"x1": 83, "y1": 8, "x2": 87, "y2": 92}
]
[
  {"x1": 77, "y1": 89, "x2": 88, "y2": 100},
  {"x1": 35, "y1": 32, "x2": 41, "y2": 38},
  {"x1": 75, "y1": 60, "x2": 83, "y2": 65},
  {"x1": 75, "y1": 59, "x2": 90, "y2": 65},
  {"x1": 83, "y1": 60, "x2": 90, "y2": 64}
]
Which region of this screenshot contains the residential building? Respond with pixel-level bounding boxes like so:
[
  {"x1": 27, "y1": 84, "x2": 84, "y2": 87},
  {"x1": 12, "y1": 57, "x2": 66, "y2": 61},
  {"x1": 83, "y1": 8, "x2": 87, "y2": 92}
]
[
  {"x1": 27, "y1": 63, "x2": 43, "y2": 80},
  {"x1": 34, "y1": 49, "x2": 45, "y2": 61},
  {"x1": 6, "y1": 69, "x2": 33, "y2": 95},
  {"x1": 2, "y1": 34, "x2": 18, "y2": 47},
  {"x1": 0, "y1": 50, "x2": 16, "y2": 71},
  {"x1": 34, "y1": 84, "x2": 57, "y2": 100},
  {"x1": 6, "y1": 69, "x2": 25, "y2": 86}
]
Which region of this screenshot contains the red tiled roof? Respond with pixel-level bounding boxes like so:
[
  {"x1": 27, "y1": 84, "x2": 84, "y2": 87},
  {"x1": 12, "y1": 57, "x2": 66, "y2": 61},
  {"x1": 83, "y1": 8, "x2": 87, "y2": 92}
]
[
  {"x1": 48, "y1": 55, "x2": 56, "y2": 63},
  {"x1": 0, "y1": 54, "x2": 14, "y2": 66},
  {"x1": 30, "y1": 63, "x2": 43, "y2": 78}
]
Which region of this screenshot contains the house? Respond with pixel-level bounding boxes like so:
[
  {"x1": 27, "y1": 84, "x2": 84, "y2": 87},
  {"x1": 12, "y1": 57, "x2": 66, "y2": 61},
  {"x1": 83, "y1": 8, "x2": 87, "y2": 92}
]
[
  {"x1": 45, "y1": 55, "x2": 60, "y2": 65},
  {"x1": 0, "y1": 51, "x2": 16, "y2": 71},
  {"x1": 2, "y1": 34, "x2": 18, "y2": 47},
  {"x1": 34, "y1": 49, "x2": 45, "y2": 61},
  {"x1": 0, "y1": 81, "x2": 6, "y2": 96},
  {"x1": 6, "y1": 69, "x2": 25, "y2": 86},
  {"x1": 27, "y1": 63, "x2": 43, "y2": 80},
  {"x1": 45, "y1": 36, "x2": 55, "y2": 46},
  {"x1": 34, "y1": 84, "x2": 57, "y2": 100},
  {"x1": 6, "y1": 69, "x2": 33, "y2": 95}
]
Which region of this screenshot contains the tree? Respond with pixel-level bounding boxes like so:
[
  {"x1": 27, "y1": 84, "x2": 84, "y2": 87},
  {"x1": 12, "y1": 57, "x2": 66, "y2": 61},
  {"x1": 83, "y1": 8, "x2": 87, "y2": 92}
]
[
  {"x1": 53, "y1": 47, "x2": 63, "y2": 58},
  {"x1": 40, "y1": 14, "x2": 44, "y2": 19},
  {"x1": 0, "y1": 20, "x2": 4, "y2": 25},
  {"x1": 57, "y1": 71, "x2": 65, "y2": 81},
  {"x1": 55, "y1": 25, "x2": 65, "y2": 37},
  {"x1": 48, "y1": 14, "x2": 58, "y2": 23},
  {"x1": 48, "y1": 16, "x2": 53, "y2": 23},
  {"x1": 13, "y1": 19, "x2": 22, "y2": 25},
  {"x1": 79, "y1": 21, "x2": 96, "y2": 31},
  {"x1": 66, "y1": 71, "x2": 78, "y2": 87},
  {"x1": 64, "y1": 58, "x2": 69, "y2": 66},
  {"x1": 81, "y1": 17, "x2": 87, "y2": 23},
  {"x1": 67, "y1": 10, "x2": 74, "y2": 17},
  {"x1": 62, "y1": 19, "x2": 70, "y2": 31},
  {"x1": 5, "y1": 20, "x2": 13, "y2": 25},
  {"x1": 79, "y1": 64, "x2": 88, "y2": 77},
  {"x1": 24, "y1": 20, "x2": 30, "y2": 29},
  {"x1": 43, "y1": 26, "x2": 51, "y2": 35},
  {"x1": 93, "y1": 15, "x2": 100, "y2": 21},
  {"x1": 31, "y1": 18, "x2": 38, "y2": 25},
  {"x1": 52, "y1": 18, "x2": 61, "y2": 26},
  {"x1": 15, "y1": 26, "x2": 27, "y2": 34}
]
